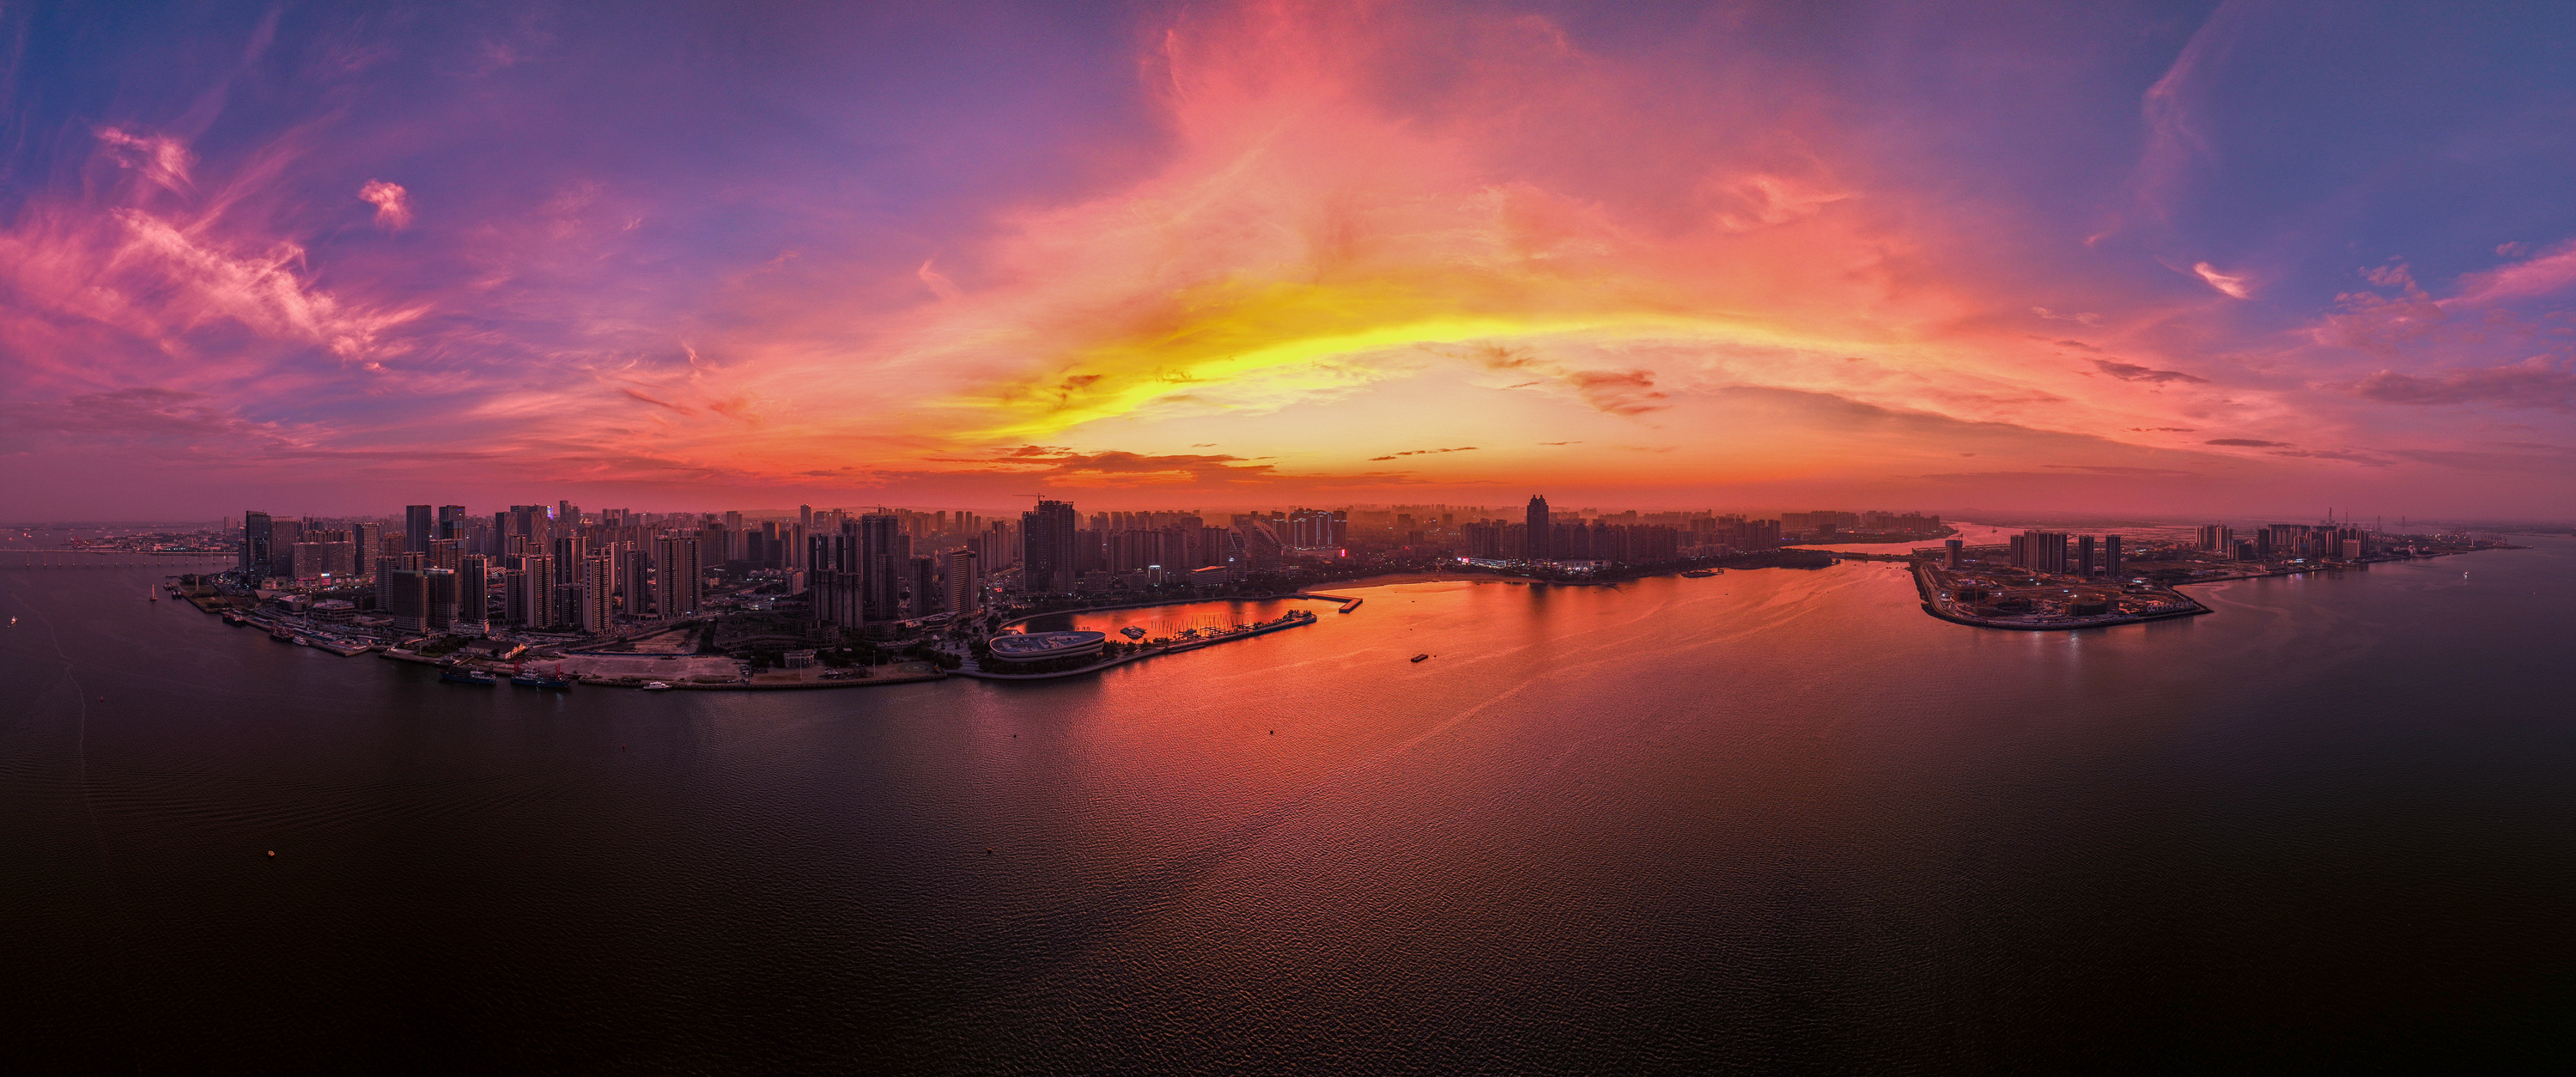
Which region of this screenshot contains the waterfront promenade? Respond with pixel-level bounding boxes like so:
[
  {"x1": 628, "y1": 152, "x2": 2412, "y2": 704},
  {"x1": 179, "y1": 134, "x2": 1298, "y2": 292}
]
[{"x1": 962, "y1": 607, "x2": 1321, "y2": 680}]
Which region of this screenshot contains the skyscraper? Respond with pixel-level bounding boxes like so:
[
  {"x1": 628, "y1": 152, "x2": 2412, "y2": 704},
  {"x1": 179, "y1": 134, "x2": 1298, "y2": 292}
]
[
  {"x1": 860, "y1": 513, "x2": 906, "y2": 623},
  {"x1": 2015, "y1": 529, "x2": 2072, "y2": 574},
  {"x1": 501, "y1": 568, "x2": 531, "y2": 626},
  {"x1": 908, "y1": 554, "x2": 942, "y2": 616},
  {"x1": 258, "y1": 518, "x2": 301, "y2": 578},
  {"x1": 550, "y1": 536, "x2": 586, "y2": 628},
  {"x1": 621, "y1": 545, "x2": 652, "y2": 617},
  {"x1": 2105, "y1": 534, "x2": 2123, "y2": 577},
  {"x1": 1231, "y1": 518, "x2": 1281, "y2": 572},
  {"x1": 241, "y1": 511, "x2": 271, "y2": 574},
  {"x1": 507, "y1": 504, "x2": 547, "y2": 547},
  {"x1": 653, "y1": 534, "x2": 702, "y2": 618},
  {"x1": 349, "y1": 521, "x2": 380, "y2": 569},
  {"x1": 1526, "y1": 496, "x2": 1552, "y2": 560},
  {"x1": 385, "y1": 567, "x2": 430, "y2": 635},
  {"x1": 516, "y1": 556, "x2": 555, "y2": 628},
  {"x1": 808, "y1": 529, "x2": 863, "y2": 629},
  {"x1": 1020, "y1": 499, "x2": 1078, "y2": 593},
  {"x1": 405, "y1": 505, "x2": 434, "y2": 553},
  {"x1": 425, "y1": 569, "x2": 459, "y2": 632},
  {"x1": 579, "y1": 555, "x2": 615, "y2": 633},
  {"x1": 946, "y1": 548, "x2": 981, "y2": 618},
  {"x1": 437, "y1": 504, "x2": 467, "y2": 543},
  {"x1": 455, "y1": 555, "x2": 489, "y2": 630}
]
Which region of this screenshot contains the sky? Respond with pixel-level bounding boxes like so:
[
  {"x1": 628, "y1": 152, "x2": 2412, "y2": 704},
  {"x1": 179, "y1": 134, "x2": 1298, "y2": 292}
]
[{"x1": 3, "y1": 0, "x2": 2574, "y2": 521}]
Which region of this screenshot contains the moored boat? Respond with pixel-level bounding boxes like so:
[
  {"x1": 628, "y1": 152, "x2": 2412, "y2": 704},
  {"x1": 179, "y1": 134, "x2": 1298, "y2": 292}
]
[
  {"x1": 510, "y1": 672, "x2": 576, "y2": 690},
  {"x1": 1411, "y1": 653, "x2": 1430, "y2": 663},
  {"x1": 440, "y1": 668, "x2": 498, "y2": 685},
  {"x1": 641, "y1": 681, "x2": 673, "y2": 691}
]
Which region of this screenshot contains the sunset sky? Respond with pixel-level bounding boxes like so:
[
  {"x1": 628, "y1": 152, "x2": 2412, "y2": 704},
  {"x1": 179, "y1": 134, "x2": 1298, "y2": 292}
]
[{"x1": 5, "y1": 2, "x2": 2573, "y2": 520}]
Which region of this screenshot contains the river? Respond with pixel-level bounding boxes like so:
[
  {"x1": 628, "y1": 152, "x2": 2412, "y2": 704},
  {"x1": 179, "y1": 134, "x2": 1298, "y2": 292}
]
[{"x1": 3, "y1": 532, "x2": 2570, "y2": 1070}]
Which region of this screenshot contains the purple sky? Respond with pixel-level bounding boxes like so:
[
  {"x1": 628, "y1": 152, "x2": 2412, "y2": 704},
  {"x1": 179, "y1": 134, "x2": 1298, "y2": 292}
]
[{"x1": 4, "y1": 2, "x2": 2573, "y2": 520}]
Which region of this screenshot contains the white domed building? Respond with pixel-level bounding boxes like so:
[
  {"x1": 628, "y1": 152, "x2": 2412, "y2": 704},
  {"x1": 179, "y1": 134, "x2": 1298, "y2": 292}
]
[{"x1": 985, "y1": 630, "x2": 1107, "y2": 665}]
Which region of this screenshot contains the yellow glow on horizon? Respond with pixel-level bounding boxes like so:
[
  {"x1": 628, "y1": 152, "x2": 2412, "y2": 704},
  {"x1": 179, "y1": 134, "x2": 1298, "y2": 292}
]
[{"x1": 956, "y1": 272, "x2": 1804, "y2": 441}]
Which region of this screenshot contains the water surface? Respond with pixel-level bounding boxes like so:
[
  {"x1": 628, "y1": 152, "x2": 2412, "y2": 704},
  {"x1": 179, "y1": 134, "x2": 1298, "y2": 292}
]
[{"x1": 4, "y1": 538, "x2": 2571, "y2": 1071}]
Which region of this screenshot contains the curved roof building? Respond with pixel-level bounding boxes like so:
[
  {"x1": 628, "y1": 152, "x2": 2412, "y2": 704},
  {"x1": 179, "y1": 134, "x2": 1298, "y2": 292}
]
[{"x1": 987, "y1": 630, "x2": 1107, "y2": 663}]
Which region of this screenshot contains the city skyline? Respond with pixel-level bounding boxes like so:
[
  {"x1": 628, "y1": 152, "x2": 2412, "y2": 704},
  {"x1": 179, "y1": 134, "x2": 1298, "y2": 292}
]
[{"x1": 4, "y1": 3, "x2": 2573, "y2": 520}]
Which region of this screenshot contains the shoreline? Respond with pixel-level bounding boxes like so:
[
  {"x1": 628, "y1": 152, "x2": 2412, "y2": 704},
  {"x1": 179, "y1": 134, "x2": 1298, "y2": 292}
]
[
  {"x1": 958, "y1": 611, "x2": 1319, "y2": 681},
  {"x1": 1909, "y1": 549, "x2": 2488, "y2": 632},
  {"x1": 1909, "y1": 562, "x2": 2210, "y2": 631}
]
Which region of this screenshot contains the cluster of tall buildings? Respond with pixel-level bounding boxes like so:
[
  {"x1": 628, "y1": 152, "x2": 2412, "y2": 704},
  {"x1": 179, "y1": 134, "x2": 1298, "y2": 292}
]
[
  {"x1": 234, "y1": 493, "x2": 1959, "y2": 636},
  {"x1": 1013, "y1": 500, "x2": 1330, "y2": 593},
  {"x1": 1778, "y1": 510, "x2": 1941, "y2": 538},
  {"x1": 240, "y1": 502, "x2": 702, "y2": 636},
  {"x1": 238, "y1": 500, "x2": 1011, "y2": 638},
  {"x1": 808, "y1": 512, "x2": 992, "y2": 630},
  {"x1": 2002, "y1": 530, "x2": 2124, "y2": 577},
  {"x1": 2196, "y1": 522, "x2": 2378, "y2": 563},
  {"x1": 1451, "y1": 496, "x2": 1787, "y2": 563},
  {"x1": 1008, "y1": 495, "x2": 1934, "y2": 583}
]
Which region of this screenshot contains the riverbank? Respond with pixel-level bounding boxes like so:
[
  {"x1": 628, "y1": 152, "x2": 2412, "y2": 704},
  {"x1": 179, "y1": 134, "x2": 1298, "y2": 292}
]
[
  {"x1": 959, "y1": 610, "x2": 1318, "y2": 681},
  {"x1": 996, "y1": 593, "x2": 1344, "y2": 631}
]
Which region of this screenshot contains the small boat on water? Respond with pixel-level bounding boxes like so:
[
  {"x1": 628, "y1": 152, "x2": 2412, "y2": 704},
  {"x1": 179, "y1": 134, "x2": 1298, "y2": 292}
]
[
  {"x1": 1682, "y1": 569, "x2": 1722, "y2": 578},
  {"x1": 1119, "y1": 626, "x2": 1146, "y2": 640},
  {"x1": 641, "y1": 681, "x2": 673, "y2": 691},
  {"x1": 270, "y1": 627, "x2": 296, "y2": 642},
  {"x1": 1411, "y1": 654, "x2": 1430, "y2": 663},
  {"x1": 511, "y1": 672, "x2": 576, "y2": 690},
  {"x1": 440, "y1": 668, "x2": 498, "y2": 686}
]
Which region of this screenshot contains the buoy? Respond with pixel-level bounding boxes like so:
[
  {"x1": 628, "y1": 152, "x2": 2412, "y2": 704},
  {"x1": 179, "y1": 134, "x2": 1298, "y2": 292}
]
[{"x1": 266, "y1": 850, "x2": 276, "y2": 857}]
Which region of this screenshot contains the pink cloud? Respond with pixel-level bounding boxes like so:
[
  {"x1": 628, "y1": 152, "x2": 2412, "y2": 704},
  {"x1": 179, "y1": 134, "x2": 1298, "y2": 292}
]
[
  {"x1": 2191, "y1": 261, "x2": 2252, "y2": 299},
  {"x1": 2450, "y1": 240, "x2": 2576, "y2": 306},
  {"x1": 2348, "y1": 357, "x2": 2576, "y2": 409},
  {"x1": 94, "y1": 127, "x2": 196, "y2": 192},
  {"x1": 358, "y1": 180, "x2": 413, "y2": 230}
]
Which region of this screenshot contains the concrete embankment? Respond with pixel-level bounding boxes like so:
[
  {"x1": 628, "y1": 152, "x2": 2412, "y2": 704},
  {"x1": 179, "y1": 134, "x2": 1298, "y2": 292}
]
[{"x1": 958, "y1": 613, "x2": 1318, "y2": 682}]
